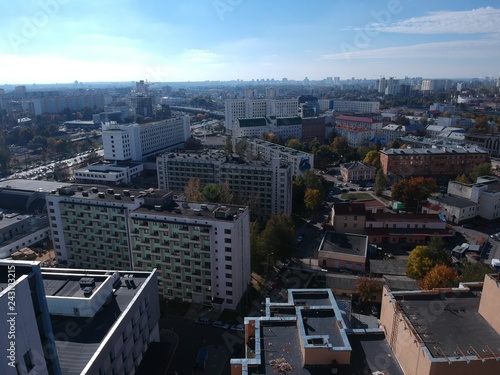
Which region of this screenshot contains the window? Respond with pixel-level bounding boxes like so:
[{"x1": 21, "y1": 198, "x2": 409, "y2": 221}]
[
  {"x1": 224, "y1": 229, "x2": 231, "y2": 234},
  {"x1": 23, "y1": 350, "x2": 35, "y2": 372},
  {"x1": 224, "y1": 238, "x2": 231, "y2": 243}
]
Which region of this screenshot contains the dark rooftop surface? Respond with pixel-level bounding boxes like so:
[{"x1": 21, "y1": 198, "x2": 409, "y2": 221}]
[
  {"x1": 366, "y1": 213, "x2": 444, "y2": 222},
  {"x1": 43, "y1": 277, "x2": 104, "y2": 298},
  {"x1": 348, "y1": 333, "x2": 404, "y2": 375},
  {"x1": 396, "y1": 290, "x2": 500, "y2": 359},
  {"x1": 320, "y1": 232, "x2": 367, "y2": 258},
  {"x1": 369, "y1": 259, "x2": 408, "y2": 276},
  {"x1": 51, "y1": 274, "x2": 146, "y2": 375},
  {"x1": 333, "y1": 203, "x2": 366, "y2": 215},
  {"x1": 430, "y1": 194, "x2": 477, "y2": 208},
  {"x1": 383, "y1": 275, "x2": 419, "y2": 291}
]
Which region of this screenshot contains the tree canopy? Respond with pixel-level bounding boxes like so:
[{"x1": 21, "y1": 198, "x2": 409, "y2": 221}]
[
  {"x1": 260, "y1": 213, "x2": 296, "y2": 261},
  {"x1": 355, "y1": 277, "x2": 384, "y2": 303},
  {"x1": 417, "y1": 264, "x2": 458, "y2": 290},
  {"x1": 391, "y1": 177, "x2": 437, "y2": 212},
  {"x1": 406, "y1": 238, "x2": 451, "y2": 280}
]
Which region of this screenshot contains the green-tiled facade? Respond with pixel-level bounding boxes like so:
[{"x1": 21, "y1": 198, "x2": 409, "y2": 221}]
[
  {"x1": 129, "y1": 218, "x2": 213, "y2": 303},
  {"x1": 59, "y1": 202, "x2": 131, "y2": 270}
]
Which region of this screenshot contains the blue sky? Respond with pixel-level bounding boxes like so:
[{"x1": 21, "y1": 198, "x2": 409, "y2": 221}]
[{"x1": 0, "y1": 0, "x2": 499, "y2": 84}]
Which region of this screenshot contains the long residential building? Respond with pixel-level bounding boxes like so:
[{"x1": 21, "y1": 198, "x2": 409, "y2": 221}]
[
  {"x1": 240, "y1": 137, "x2": 314, "y2": 177},
  {"x1": 0, "y1": 260, "x2": 160, "y2": 375},
  {"x1": 46, "y1": 186, "x2": 251, "y2": 310},
  {"x1": 224, "y1": 98, "x2": 298, "y2": 131},
  {"x1": 234, "y1": 116, "x2": 302, "y2": 140},
  {"x1": 318, "y1": 99, "x2": 380, "y2": 113},
  {"x1": 101, "y1": 116, "x2": 190, "y2": 161},
  {"x1": 157, "y1": 151, "x2": 293, "y2": 219},
  {"x1": 379, "y1": 146, "x2": 489, "y2": 180}
]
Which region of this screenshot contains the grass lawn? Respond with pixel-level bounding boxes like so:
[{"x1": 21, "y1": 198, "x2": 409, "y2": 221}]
[{"x1": 340, "y1": 192, "x2": 374, "y2": 201}]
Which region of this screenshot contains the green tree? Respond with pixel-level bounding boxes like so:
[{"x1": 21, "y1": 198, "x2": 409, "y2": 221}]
[
  {"x1": 260, "y1": 213, "x2": 295, "y2": 261},
  {"x1": 355, "y1": 277, "x2": 384, "y2": 304},
  {"x1": 363, "y1": 150, "x2": 381, "y2": 169},
  {"x1": 201, "y1": 184, "x2": 222, "y2": 203},
  {"x1": 406, "y1": 241, "x2": 451, "y2": 280},
  {"x1": 331, "y1": 136, "x2": 350, "y2": 158},
  {"x1": 374, "y1": 169, "x2": 387, "y2": 196},
  {"x1": 250, "y1": 221, "x2": 265, "y2": 272},
  {"x1": 469, "y1": 162, "x2": 493, "y2": 183},
  {"x1": 224, "y1": 135, "x2": 233, "y2": 155},
  {"x1": 28, "y1": 135, "x2": 48, "y2": 151},
  {"x1": 417, "y1": 264, "x2": 458, "y2": 290},
  {"x1": 286, "y1": 138, "x2": 302, "y2": 150},
  {"x1": 313, "y1": 145, "x2": 335, "y2": 170},
  {"x1": 304, "y1": 188, "x2": 321, "y2": 211},
  {"x1": 406, "y1": 246, "x2": 436, "y2": 280},
  {"x1": 391, "y1": 177, "x2": 437, "y2": 212},
  {"x1": 81, "y1": 106, "x2": 93, "y2": 121},
  {"x1": 459, "y1": 260, "x2": 492, "y2": 282}
]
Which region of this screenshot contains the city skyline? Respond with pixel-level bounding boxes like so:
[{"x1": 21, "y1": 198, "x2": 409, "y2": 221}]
[{"x1": 0, "y1": 0, "x2": 499, "y2": 85}]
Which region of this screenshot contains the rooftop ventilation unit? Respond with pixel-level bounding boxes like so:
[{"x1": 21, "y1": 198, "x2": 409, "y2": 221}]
[
  {"x1": 83, "y1": 287, "x2": 94, "y2": 297},
  {"x1": 79, "y1": 277, "x2": 95, "y2": 287}
]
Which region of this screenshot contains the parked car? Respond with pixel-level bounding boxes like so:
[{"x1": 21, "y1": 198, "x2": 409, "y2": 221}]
[
  {"x1": 213, "y1": 320, "x2": 230, "y2": 329},
  {"x1": 370, "y1": 305, "x2": 379, "y2": 316},
  {"x1": 230, "y1": 324, "x2": 244, "y2": 331},
  {"x1": 196, "y1": 316, "x2": 211, "y2": 325}
]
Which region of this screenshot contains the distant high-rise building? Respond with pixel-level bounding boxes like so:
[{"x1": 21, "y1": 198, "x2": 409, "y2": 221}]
[
  {"x1": 224, "y1": 97, "x2": 298, "y2": 131},
  {"x1": 334, "y1": 77, "x2": 340, "y2": 85},
  {"x1": 131, "y1": 95, "x2": 154, "y2": 117},
  {"x1": 101, "y1": 116, "x2": 190, "y2": 161},
  {"x1": 265, "y1": 87, "x2": 278, "y2": 98},
  {"x1": 135, "y1": 79, "x2": 149, "y2": 94},
  {"x1": 161, "y1": 85, "x2": 172, "y2": 96}
]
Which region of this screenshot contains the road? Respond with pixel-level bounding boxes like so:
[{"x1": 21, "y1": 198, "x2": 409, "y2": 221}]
[{"x1": 5, "y1": 149, "x2": 104, "y2": 181}]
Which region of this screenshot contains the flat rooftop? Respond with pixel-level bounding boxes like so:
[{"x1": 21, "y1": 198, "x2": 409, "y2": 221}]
[
  {"x1": 132, "y1": 201, "x2": 248, "y2": 222},
  {"x1": 395, "y1": 290, "x2": 500, "y2": 360},
  {"x1": 320, "y1": 232, "x2": 367, "y2": 258},
  {"x1": 43, "y1": 276, "x2": 104, "y2": 298},
  {"x1": 0, "y1": 178, "x2": 71, "y2": 192}
]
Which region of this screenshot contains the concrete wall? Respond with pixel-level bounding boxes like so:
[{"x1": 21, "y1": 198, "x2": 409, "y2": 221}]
[{"x1": 478, "y1": 274, "x2": 500, "y2": 333}]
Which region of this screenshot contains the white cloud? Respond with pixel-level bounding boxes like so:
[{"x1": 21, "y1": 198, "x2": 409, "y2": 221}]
[
  {"x1": 181, "y1": 49, "x2": 219, "y2": 62},
  {"x1": 322, "y1": 37, "x2": 500, "y2": 60},
  {"x1": 368, "y1": 7, "x2": 500, "y2": 34}
]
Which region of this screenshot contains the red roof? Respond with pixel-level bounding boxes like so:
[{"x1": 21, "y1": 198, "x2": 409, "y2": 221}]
[{"x1": 335, "y1": 115, "x2": 375, "y2": 123}]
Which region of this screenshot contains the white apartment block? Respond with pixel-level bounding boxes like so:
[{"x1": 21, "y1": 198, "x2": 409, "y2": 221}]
[
  {"x1": 102, "y1": 116, "x2": 190, "y2": 161},
  {"x1": 224, "y1": 98, "x2": 298, "y2": 131},
  {"x1": 157, "y1": 152, "x2": 293, "y2": 219},
  {"x1": 240, "y1": 137, "x2": 314, "y2": 177},
  {"x1": 0, "y1": 260, "x2": 160, "y2": 375},
  {"x1": 233, "y1": 116, "x2": 302, "y2": 140},
  {"x1": 447, "y1": 176, "x2": 500, "y2": 220},
  {"x1": 129, "y1": 202, "x2": 251, "y2": 310},
  {"x1": 45, "y1": 187, "x2": 252, "y2": 310},
  {"x1": 334, "y1": 124, "x2": 376, "y2": 148},
  {"x1": 318, "y1": 100, "x2": 380, "y2": 113},
  {"x1": 74, "y1": 161, "x2": 144, "y2": 186}
]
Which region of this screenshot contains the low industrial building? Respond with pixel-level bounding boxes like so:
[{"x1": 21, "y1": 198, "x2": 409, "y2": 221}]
[
  {"x1": 318, "y1": 232, "x2": 368, "y2": 273},
  {"x1": 380, "y1": 274, "x2": 500, "y2": 375}
]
